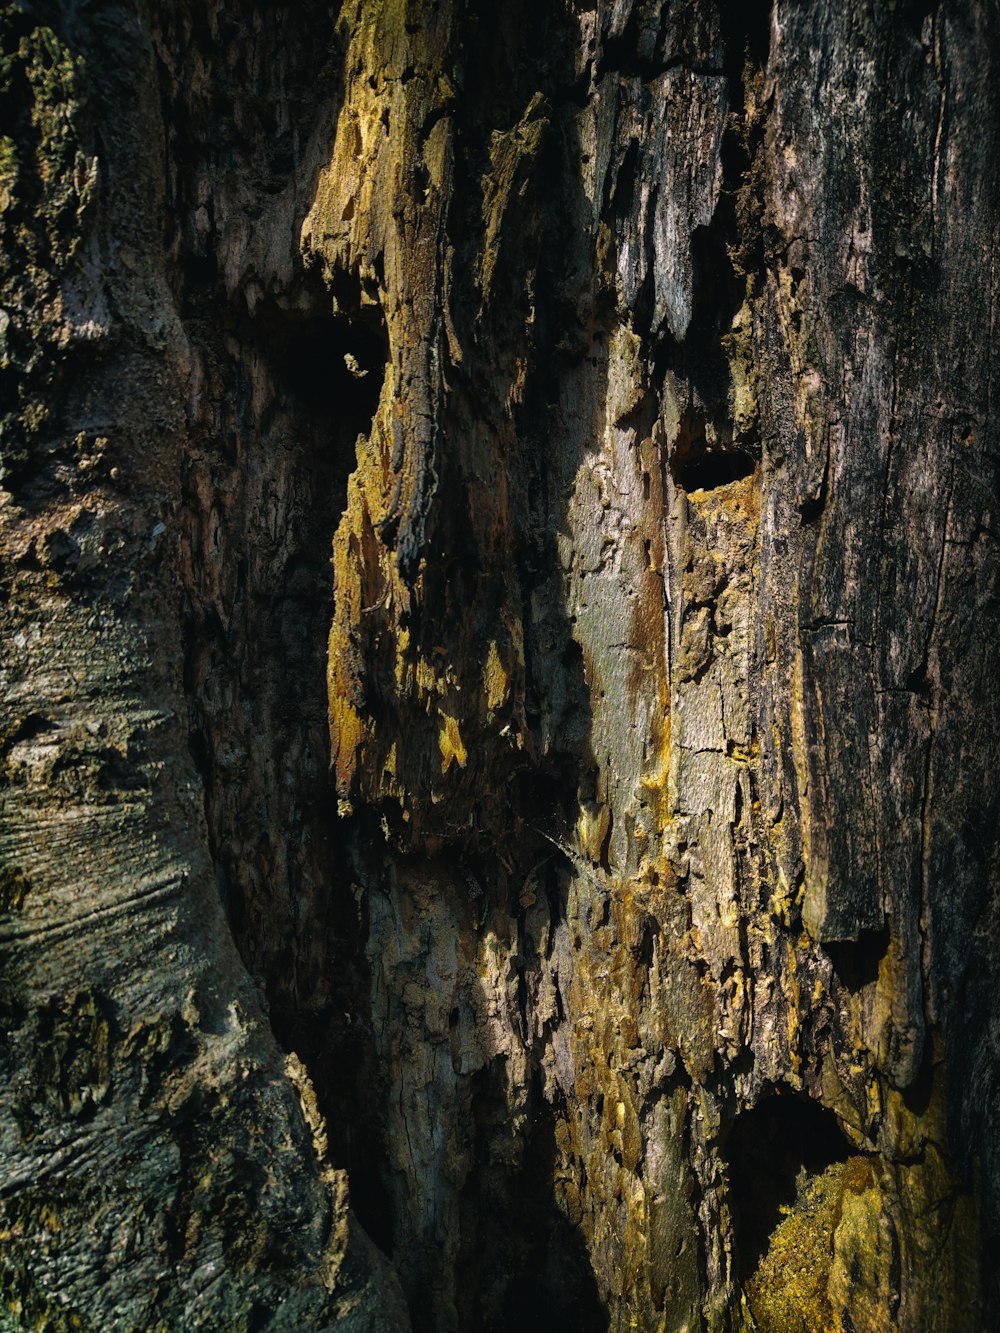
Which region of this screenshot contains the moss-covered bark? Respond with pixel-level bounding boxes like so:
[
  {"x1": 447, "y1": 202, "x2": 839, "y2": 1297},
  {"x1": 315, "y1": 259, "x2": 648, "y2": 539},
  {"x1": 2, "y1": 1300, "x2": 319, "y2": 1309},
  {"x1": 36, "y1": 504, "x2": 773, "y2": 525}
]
[{"x1": 1, "y1": 1, "x2": 998, "y2": 1330}]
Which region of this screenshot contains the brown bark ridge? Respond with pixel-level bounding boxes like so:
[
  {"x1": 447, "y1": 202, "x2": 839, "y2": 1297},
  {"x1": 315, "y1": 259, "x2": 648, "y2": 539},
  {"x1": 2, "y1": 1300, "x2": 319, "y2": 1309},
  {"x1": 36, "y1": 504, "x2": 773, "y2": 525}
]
[{"x1": 1, "y1": 1, "x2": 998, "y2": 1331}]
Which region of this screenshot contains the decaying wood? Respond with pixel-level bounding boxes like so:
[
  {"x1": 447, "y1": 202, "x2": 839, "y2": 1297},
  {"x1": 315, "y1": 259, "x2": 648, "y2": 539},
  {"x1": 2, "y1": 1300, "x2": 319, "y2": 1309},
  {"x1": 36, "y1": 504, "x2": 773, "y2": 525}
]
[{"x1": 1, "y1": 1, "x2": 998, "y2": 1330}]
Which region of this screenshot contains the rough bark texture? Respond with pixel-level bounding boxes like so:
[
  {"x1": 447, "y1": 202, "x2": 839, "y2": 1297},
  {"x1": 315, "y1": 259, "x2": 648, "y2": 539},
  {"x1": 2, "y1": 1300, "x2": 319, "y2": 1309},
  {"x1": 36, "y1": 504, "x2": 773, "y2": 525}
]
[{"x1": 1, "y1": 1, "x2": 998, "y2": 1331}]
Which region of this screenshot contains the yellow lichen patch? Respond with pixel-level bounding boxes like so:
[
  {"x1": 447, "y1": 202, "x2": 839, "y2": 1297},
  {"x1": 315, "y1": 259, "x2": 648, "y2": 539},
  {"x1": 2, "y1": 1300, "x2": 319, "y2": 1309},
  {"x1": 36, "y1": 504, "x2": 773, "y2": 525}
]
[
  {"x1": 329, "y1": 692, "x2": 364, "y2": 796},
  {"x1": 394, "y1": 627, "x2": 412, "y2": 691},
  {"x1": 719, "y1": 896, "x2": 741, "y2": 929},
  {"x1": 689, "y1": 468, "x2": 762, "y2": 529},
  {"x1": 483, "y1": 639, "x2": 508, "y2": 712},
  {"x1": 638, "y1": 706, "x2": 672, "y2": 837},
  {"x1": 767, "y1": 863, "x2": 795, "y2": 926},
  {"x1": 438, "y1": 712, "x2": 466, "y2": 772},
  {"x1": 826, "y1": 1159, "x2": 894, "y2": 1332},
  {"x1": 842, "y1": 1155, "x2": 874, "y2": 1195},
  {"x1": 745, "y1": 1160, "x2": 854, "y2": 1333},
  {"x1": 577, "y1": 799, "x2": 611, "y2": 864},
  {"x1": 738, "y1": 1153, "x2": 893, "y2": 1333},
  {"x1": 415, "y1": 654, "x2": 442, "y2": 698}
]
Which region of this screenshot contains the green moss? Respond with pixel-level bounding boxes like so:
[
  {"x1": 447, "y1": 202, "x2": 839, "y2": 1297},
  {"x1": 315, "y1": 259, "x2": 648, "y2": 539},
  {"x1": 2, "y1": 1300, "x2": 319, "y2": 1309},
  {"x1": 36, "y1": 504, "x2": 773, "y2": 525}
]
[
  {"x1": 0, "y1": 1194, "x2": 91, "y2": 1332},
  {"x1": 0, "y1": 1284, "x2": 89, "y2": 1333},
  {"x1": 0, "y1": 132, "x2": 17, "y2": 212},
  {"x1": 21, "y1": 26, "x2": 93, "y2": 265},
  {"x1": 0, "y1": 22, "x2": 92, "y2": 265},
  {"x1": 0, "y1": 18, "x2": 95, "y2": 482},
  {"x1": 0, "y1": 864, "x2": 31, "y2": 912}
]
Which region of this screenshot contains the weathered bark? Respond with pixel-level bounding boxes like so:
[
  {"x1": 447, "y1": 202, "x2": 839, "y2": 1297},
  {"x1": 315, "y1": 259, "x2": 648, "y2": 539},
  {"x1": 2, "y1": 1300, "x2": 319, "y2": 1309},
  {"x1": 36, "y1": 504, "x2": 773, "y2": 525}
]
[
  {"x1": 0, "y1": 4, "x2": 406, "y2": 1329},
  {"x1": 1, "y1": 1, "x2": 998, "y2": 1331}
]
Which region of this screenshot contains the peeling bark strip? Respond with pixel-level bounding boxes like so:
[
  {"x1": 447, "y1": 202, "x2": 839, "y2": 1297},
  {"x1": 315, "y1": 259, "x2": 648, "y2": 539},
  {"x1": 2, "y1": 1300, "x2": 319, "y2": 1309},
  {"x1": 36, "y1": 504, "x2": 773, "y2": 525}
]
[{"x1": 0, "y1": 1, "x2": 998, "y2": 1331}]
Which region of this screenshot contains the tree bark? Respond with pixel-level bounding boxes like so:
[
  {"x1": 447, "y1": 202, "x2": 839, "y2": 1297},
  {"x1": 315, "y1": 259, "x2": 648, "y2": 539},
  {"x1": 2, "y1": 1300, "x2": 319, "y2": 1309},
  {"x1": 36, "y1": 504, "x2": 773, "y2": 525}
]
[{"x1": 1, "y1": 2, "x2": 998, "y2": 1331}]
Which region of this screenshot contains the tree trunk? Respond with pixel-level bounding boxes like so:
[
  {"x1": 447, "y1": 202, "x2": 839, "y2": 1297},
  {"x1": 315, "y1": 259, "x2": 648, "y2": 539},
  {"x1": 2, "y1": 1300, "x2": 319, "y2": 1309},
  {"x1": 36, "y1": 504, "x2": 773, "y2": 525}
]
[{"x1": 1, "y1": 2, "x2": 997, "y2": 1330}]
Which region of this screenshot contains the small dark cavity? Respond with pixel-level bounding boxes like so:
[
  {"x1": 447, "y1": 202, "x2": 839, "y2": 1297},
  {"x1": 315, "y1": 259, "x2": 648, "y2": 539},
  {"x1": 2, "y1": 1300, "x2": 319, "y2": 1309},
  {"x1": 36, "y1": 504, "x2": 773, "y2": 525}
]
[
  {"x1": 4, "y1": 713, "x2": 54, "y2": 748},
  {"x1": 825, "y1": 922, "x2": 890, "y2": 993},
  {"x1": 278, "y1": 313, "x2": 387, "y2": 432},
  {"x1": 676, "y1": 450, "x2": 756, "y2": 493}
]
